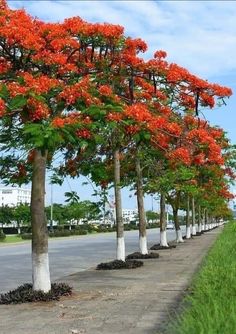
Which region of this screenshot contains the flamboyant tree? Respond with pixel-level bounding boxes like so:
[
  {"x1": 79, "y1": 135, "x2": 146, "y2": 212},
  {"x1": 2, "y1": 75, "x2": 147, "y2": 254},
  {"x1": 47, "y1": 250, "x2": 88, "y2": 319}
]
[
  {"x1": 0, "y1": 2, "x2": 126, "y2": 290},
  {"x1": 0, "y1": 0, "x2": 233, "y2": 289}
]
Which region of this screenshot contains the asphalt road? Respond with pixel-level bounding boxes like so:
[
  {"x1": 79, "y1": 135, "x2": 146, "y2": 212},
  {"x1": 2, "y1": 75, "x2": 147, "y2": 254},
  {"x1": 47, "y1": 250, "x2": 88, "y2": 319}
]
[{"x1": 0, "y1": 228, "x2": 180, "y2": 293}]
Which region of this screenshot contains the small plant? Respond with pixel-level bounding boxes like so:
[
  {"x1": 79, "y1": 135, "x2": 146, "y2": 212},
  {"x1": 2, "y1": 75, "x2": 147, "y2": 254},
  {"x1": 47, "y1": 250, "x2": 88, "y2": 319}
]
[
  {"x1": 0, "y1": 229, "x2": 6, "y2": 242},
  {"x1": 96, "y1": 259, "x2": 143, "y2": 270},
  {"x1": 126, "y1": 252, "x2": 159, "y2": 259},
  {"x1": 0, "y1": 283, "x2": 72, "y2": 304}
]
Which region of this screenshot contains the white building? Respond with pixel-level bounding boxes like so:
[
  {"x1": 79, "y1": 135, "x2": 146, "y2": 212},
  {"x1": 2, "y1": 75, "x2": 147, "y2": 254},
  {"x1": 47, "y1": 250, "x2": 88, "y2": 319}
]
[
  {"x1": 122, "y1": 209, "x2": 138, "y2": 223},
  {"x1": 0, "y1": 186, "x2": 31, "y2": 207}
]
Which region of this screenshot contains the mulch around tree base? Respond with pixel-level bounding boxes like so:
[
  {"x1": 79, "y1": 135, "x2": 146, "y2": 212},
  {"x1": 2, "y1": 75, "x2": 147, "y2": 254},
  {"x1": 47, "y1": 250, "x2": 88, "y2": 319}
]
[
  {"x1": 150, "y1": 243, "x2": 176, "y2": 250},
  {"x1": 0, "y1": 283, "x2": 72, "y2": 305},
  {"x1": 183, "y1": 235, "x2": 195, "y2": 240},
  {"x1": 126, "y1": 252, "x2": 159, "y2": 260},
  {"x1": 196, "y1": 232, "x2": 203, "y2": 236},
  {"x1": 96, "y1": 259, "x2": 144, "y2": 270}
]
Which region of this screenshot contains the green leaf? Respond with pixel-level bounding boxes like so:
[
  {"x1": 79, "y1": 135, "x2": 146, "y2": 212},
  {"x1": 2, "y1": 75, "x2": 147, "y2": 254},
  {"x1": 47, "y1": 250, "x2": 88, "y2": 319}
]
[
  {"x1": 143, "y1": 132, "x2": 151, "y2": 140},
  {"x1": 8, "y1": 96, "x2": 27, "y2": 110},
  {"x1": 0, "y1": 85, "x2": 9, "y2": 99}
]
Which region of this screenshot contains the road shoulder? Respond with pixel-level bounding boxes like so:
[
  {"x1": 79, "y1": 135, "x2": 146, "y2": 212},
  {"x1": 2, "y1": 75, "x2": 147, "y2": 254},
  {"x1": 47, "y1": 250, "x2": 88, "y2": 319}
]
[{"x1": 0, "y1": 227, "x2": 222, "y2": 334}]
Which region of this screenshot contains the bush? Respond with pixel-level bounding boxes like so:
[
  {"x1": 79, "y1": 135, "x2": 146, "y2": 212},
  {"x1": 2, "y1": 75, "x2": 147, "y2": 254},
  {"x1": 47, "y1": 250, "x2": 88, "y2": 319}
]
[
  {"x1": 49, "y1": 229, "x2": 71, "y2": 237},
  {"x1": 0, "y1": 283, "x2": 72, "y2": 304},
  {"x1": 146, "y1": 223, "x2": 158, "y2": 229},
  {"x1": 124, "y1": 224, "x2": 131, "y2": 231},
  {"x1": 96, "y1": 226, "x2": 109, "y2": 233},
  {"x1": 0, "y1": 230, "x2": 6, "y2": 242},
  {"x1": 21, "y1": 233, "x2": 32, "y2": 240},
  {"x1": 72, "y1": 229, "x2": 87, "y2": 235},
  {"x1": 124, "y1": 223, "x2": 139, "y2": 231}
]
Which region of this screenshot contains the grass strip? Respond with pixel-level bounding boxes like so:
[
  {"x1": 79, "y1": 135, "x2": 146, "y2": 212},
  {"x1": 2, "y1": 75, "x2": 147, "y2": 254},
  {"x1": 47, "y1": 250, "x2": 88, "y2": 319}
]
[
  {"x1": 0, "y1": 235, "x2": 26, "y2": 244},
  {"x1": 171, "y1": 221, "x2": 236, "y2": 334}
]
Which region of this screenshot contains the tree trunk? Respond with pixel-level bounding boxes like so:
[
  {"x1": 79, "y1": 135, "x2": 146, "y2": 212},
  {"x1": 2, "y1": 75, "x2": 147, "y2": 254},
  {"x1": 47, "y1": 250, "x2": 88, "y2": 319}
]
[
  {"x1": 31, "y1": 149, "x2": 51, "y2": 292},
  {"x1": 197, "y1": 205, "x2": 202, "y2": 233},
  {"x1": 192, "y1": 197, "x2": 197, "y2": 235},
  {"x1": 135, "y1": 154, "x2": 148, "y2": 254},
  {"x1": 186, "y1": 194, "x2": 191, "y2": 239},
  {"x1": 203, "y1": 209, "x2": 208, "y2": 231},
  {"x1": 17, "y1": 220, "x2": 21, "y2": 235},
  {"x1": 160, "y1": 194, "x2": 169, "y2": 247},
  {"x1": 114, "y1": 148, "x2": 125, "y2": 261},
  {"x1": 173, "y1": 208, "x2": 184, "y2": 243}
]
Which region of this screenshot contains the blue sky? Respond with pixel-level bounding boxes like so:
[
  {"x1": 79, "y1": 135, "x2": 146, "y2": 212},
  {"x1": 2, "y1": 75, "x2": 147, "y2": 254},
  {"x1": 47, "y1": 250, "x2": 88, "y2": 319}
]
[{"x1": 8, "y1": 1, "x2": 236, "y2": 208}]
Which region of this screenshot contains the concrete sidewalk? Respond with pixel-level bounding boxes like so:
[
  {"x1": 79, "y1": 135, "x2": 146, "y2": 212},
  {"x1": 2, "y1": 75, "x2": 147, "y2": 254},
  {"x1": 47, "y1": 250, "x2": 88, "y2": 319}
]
[{"x1": 0, "y1": 227, "x2": 222, "y2": 334}]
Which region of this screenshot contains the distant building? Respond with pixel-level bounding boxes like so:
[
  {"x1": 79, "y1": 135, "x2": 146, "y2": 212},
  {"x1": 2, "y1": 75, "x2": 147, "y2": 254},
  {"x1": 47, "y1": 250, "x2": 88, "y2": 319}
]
[
  {"x1": 0, "y1": 186, "x2": 31, "y2": 207},
  {"x1": 122, "y1": 209, "x2": 138, "y2": 223},
  {"x1": 110, "y1": 208, "x2": 138, "y2": 224}
]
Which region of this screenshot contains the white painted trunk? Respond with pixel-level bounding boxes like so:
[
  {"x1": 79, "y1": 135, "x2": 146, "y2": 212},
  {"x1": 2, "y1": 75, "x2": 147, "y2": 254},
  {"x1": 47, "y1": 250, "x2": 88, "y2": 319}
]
[
  {"x1": 176, "y1": 229, "x2": 184, "y2": 243},
  {"x1": 192, "y1": 224, "x2": 197, "y2": 235},
  {"x1": 198, "y1": 223, "x2": 202, "y2": 233},
  {"x1": 32, "y1": 252, "x2": 51, "y2": 292},
  {"x1": 160, "y1": 230, "x2": 169, "y2": 247},
  {"x1": 139, "y1": 235, "x2": 148, "y2": 255},
  {"x1": 117, "y1": 236, "x2": 125, "y2": 261},
  {"x1": 186, "y1": 226, "x2": 191, "y2": 239}
]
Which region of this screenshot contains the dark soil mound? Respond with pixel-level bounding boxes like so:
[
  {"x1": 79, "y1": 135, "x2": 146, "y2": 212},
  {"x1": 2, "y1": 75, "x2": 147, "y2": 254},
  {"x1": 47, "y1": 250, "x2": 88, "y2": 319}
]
[
  {"x1": 0, "y1": 283, "x2": 72, "y2": 304},
  {"x1": 150, "y1": 243, "x2": 176, "y2": 250},
  {"x1": 126, "y1": 252, "x2": 159, "y2": 259},
  {"x1": 196, "y1": 232, "x2": 203, "y2": 236},
  {"x1": 96, "y1": 259, "x2": 143, "y2": 270}
]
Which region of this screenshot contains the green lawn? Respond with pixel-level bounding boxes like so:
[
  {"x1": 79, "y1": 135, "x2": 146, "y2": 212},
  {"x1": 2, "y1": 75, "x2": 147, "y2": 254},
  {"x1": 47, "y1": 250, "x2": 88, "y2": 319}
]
[
  {"x1": 171, "y1": 221, "x2": 236, "y2": 334},
  {"x1": 0, "y1": 235, "x2": 26, "y2": 244}
]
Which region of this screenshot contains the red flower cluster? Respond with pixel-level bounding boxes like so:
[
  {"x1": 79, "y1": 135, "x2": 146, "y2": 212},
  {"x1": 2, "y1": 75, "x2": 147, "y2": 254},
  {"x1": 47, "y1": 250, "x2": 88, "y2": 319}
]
[
  {"x1": 124, "y1": 103, "x2": 152, "y2": 122},
  {"x1": 59, "y1": 77, "x2": 94, "y2": 106},
  {"x1": 76, "y1": 129, "x2": 91, "y2": 139},
  {"x1": 168, "y1": 147, "x2": 191, "y2": 165},
  {"x1": 0, "y1": 97, "x2": 6, "y2": 117},
  {"x1": 99, "y1": 85, "x2": 113, "y2": 97},
  {"x1": 27, "y1": 97, "x2": 50, "y2": 121},
  {"x1": 154, "y1": 50, "x2": 167, "y2": 59}
]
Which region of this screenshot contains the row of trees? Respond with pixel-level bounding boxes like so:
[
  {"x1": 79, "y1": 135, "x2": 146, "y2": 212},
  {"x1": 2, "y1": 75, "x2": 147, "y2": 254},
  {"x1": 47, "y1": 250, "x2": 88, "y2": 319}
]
[
  {"x1": 0, "y1": 0, "x2": 235, "y2": 292},
  {"x1": 0, "y1": 199, "x2": 102, "y2": 231}
]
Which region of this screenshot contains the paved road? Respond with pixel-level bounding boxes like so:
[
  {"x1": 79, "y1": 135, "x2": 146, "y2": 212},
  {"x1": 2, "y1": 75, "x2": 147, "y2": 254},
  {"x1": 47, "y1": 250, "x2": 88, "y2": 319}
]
[
  {"x1": 0, "y1": 228, "x2": 221, "y2": 334},
  {"x1": 0, "y1": 228, "x2": 180, "y2": 293}
]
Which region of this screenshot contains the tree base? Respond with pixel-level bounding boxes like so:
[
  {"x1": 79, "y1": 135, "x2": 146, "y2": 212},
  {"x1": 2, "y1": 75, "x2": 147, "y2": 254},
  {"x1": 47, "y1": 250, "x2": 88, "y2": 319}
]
[
  {"x1": 126, "y1": 252, "x2": 159, "y2": 259},
  {"x1": 96, "y1": 259, "x2": 143, "y2": 270},
  {"x1": 150, "y1": 243, "x2": 176, "y2": 250},
  {"x1": 183, "y1": 235, "x2": 194, "y2": 240},
  {"x1": 196, "y1": 232, "x2": 203, "y2": 236},
  {"x1": 0, "y1": 283, "x2": 72, "y2": 304}
]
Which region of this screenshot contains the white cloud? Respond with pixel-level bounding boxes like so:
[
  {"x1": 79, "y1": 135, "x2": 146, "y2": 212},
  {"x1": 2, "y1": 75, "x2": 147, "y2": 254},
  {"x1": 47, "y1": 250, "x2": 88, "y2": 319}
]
[
  {"x1": 7, "y1": 0, "x2": 236, "y2": 203},
  {"x1": 9, "y1": 0, "x2": 236, "y2": 79}
]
